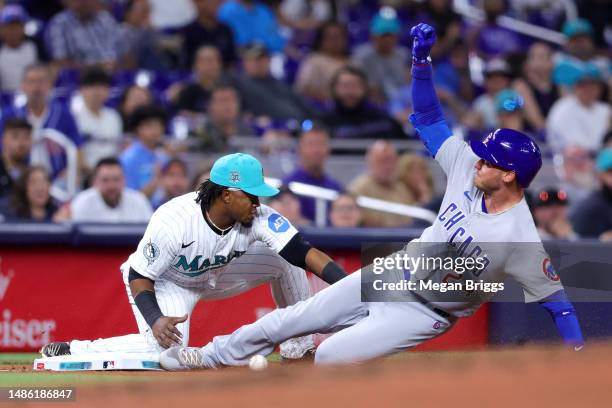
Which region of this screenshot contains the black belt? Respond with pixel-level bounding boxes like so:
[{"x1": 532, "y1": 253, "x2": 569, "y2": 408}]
[{"x1": 409, "y1": 290, "x2": 451, "y2": 319}]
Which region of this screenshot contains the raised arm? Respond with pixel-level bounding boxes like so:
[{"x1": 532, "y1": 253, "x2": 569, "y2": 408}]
[{"x1": 409, "y1": 23, "x2": 452, "y2": 157}]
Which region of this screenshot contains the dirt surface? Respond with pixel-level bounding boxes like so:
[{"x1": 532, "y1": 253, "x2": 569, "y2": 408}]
[{"x1": 7, "y1": 342, "x2": 612, "y2": 408}]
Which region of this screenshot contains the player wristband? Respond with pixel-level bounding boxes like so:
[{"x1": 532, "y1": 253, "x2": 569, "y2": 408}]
[
  {"x1": 412, "y1": 55, "x2": 432, "y2": 66},
  {"x1": 321, "y1": 261, "x2": 347, "y2": 285},
  {"x1": 134, "y1": 290, "x2": 164, "y2": 328}
]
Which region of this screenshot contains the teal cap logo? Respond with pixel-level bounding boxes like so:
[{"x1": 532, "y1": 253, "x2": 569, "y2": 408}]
[{"x1": 210, "y1": 153, "x2": 279, "y2": 197}]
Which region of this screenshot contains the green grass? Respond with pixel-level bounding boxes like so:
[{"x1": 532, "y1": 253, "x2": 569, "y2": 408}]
[
  {"x1": 0, "y1": 353, "x2": 38, "y2": 365},
  {"x1": 0, "y1": 352, "x2": 284, "y2": 387},
  {"x1": 0, "y1": 353, "x2": 154, "y2": 386},
  {"x1": 0, "y1": 372, "x2": 154, "y2": 386}
]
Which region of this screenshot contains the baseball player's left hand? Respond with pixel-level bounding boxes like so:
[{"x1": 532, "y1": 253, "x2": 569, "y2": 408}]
[
  {"x1": 152, "y1": 314, "x2": 187, "y2": 348},
  {"x1": 410, "y1": 23, "x2": 437, "y2": 62}
]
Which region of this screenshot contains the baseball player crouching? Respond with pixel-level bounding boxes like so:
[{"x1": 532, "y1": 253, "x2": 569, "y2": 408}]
[
  {"x1": 40, "y1": 153, "x2": 348, "y2": 360},
  {"x1": 159, "y1": 23, "x2": 584, "y2": 370}
]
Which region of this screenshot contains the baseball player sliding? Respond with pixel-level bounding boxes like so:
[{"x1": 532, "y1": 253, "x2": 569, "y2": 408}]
[
  {"x1": 160, "y1": 23, "x2": 584, "y2": 369},
  {"x1": 40, "y1": 153, "x2": 348, "y2": 359}
]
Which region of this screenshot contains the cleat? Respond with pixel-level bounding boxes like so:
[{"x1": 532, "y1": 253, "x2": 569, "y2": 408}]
[
  {"x1": 40, "y1": 342, "x2": 71, "y2": 357},
  {"x1": 280, "y1": 335, "x2": 316, "y2": 361},
  {"x1": 160, "y1": 346, "x2": 207, "y2": 371}
]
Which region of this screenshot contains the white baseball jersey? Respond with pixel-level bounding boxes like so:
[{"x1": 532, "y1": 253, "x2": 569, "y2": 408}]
[
  {"x1": 126, "y1": 192, "x2": 298, "y2": 289},
  {"x1": 397, "y1": 136, "x2": 563, "y2": 316}
]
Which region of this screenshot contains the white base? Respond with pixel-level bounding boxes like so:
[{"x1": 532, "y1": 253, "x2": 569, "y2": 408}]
[{"x1": 33, "y1": 352, "x2": 161, "y2": 371}]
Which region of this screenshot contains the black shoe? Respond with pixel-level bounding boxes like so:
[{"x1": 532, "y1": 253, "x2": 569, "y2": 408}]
[{"x1": 40, "y1": 342, "x2": 71, "y2": 357}]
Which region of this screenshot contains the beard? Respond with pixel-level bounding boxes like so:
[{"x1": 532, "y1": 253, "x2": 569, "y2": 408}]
[{"x1": 102, "y1": 192, "x2": 121, "y2": 208}]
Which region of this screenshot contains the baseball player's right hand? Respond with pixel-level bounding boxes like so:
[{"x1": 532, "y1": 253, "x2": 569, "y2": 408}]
[
  {"x1": 152, "y1": 314, "x2": 187, "y2": 348},
  {"x1": 410, "y1": 23, "x2": 437, "y2": 62}
]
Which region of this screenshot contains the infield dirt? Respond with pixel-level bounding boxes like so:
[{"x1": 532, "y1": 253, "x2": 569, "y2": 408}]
[{"x1": 3, "y1": 342, "x2": 611, "y2": 408}]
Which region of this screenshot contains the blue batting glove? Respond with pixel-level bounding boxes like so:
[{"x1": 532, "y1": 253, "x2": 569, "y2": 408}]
[{"x1": 410, "y1": 23, "x2": 437, "y2": 64}]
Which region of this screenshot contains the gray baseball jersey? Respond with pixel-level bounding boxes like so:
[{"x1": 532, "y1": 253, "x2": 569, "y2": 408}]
[{"x1": 403, "y1": 135, "x2": 563, "y2": 316}]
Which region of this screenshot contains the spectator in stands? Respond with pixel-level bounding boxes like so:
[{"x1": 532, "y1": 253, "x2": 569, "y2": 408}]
[
  {"x1": 432, "y1": 38, "x2": 473, "y2": 105},
  {"x1": 322, "y1": 66, "x2": 406, "y2": 139},
  {"x1": 118, "y1": 85, "x2": 154, "y2": 127},
  {"x1": 71, "y1": 157, "x2": 153, "y2": 223},
  {"x1": 278, "y1": 0, "x2": 331, "y2": 31},
  {"x1": 268, "y1": 187, "x2": 310, "y2": 227},
  {"x1": 194, "y1": 85, "x2": 251, "y2": 152},
  {"x1": 0, "y1": 165, "x2": 60, "y2": 222},
  {"x1": 151, "y1": 158, "x2": 190, "y2": 209},
  {"x1": 148, "y1": 0, "x2": 196, "y2": 29},
  {"x1": 1, "y1": 64, "x2": 85, "y2": 178},
  {"x1": 234, "y1": 43, "x2": 312, "y2": 121},
  {"x1": 0, "y1": 119, "x2": 32, "y2": 198},
  {"x1": 398, "y1": 153, "x2": 434, "y2": 206},
  {"x1": 532, "y1": 188, "x2": 576, "y2": 241},
  {"x1": 294, "y1": 21, "x2": 349, "y2": 105},
  {"x1": 547, "y1": 64, "x2": 610, "y2": 155},
  {"x1": 217, "y1": 0, "x2": 286, "y2": 53},
  {"x1": 348, "y1": 140, "x2": 414, "y2": 227},
  {"x1": 282, "y1": 125, "x2": 343, "y2": 222},
  {"x1": 494, "y1": 89, "x2": 530, "y2": 135},
  {"x1": 190, "y1": 162, "x2": 214, "y2": 191},
  {"x1": 174, "y1": 46, "x2": 224, "y2": 116},
  {"x1": 182, "y1": 0, "x2": 236, "y2": 68},
  {"x1": 329, "y1": 193, "x2": 363, "y2": 228},
  {"x1": 513, "y1": 42, "x2": 558, "y2": 132},
  {"x1": 414, "y1": 0, "x2": 462, "y2": 61},
  {"x1": 117, "y1": 0, "x2": 168, "y2": 71},
  {"x1": 470, "y1": 0, "x2": 522, "y2": 59},
  {"x1": 352, "y1": 7, "x2": 408, "y2": 104},
  {"x1": 72, "y1": 67, "x2": 123, "y2": 172},
  {"x1": 557, "y1": 145, "x2": 598, "y2": 208},
  {"x1": 555, "y1": 19, "x2": 610, "y2": 82},
  {"x1": 464, "y1": 58, "x2": 512, "y2": 131},
  {"x1": 570, "y1": 149, "x2": 612, "y2": 241},
  {"x1": 46, "y1": 0, "x2": 120, "y2": 69},
  {"x1": 120, "y1": 105, "x2": 168, "y2": 198},
  {"x1": 0, "y1": 5, "x2": 39, "y2": 93}
]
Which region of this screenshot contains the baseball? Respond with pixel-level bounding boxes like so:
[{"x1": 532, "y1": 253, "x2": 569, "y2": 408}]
[{"x1": 248, "y1": 354, "x2": 268, "y2": 371}]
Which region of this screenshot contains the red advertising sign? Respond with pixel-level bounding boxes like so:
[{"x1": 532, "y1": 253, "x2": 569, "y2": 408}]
[{"x1": 0, "y1": 248, "x2": 487, "y2": 352}]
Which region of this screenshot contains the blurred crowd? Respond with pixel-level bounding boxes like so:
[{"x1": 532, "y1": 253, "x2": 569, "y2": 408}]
[{"x1": 0, "y1": 0, "x2": 609, "y2": 241}]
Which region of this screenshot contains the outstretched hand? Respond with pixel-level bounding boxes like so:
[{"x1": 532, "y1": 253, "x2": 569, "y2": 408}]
[
  {"x1": 152, "y1": 314, "x2": 188, "y2": 349},
  {"x1": 410, "y1": 23, "x2": 437, "y2": 63}
]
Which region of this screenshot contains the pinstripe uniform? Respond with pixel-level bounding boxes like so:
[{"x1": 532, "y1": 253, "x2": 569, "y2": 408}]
[{"x1": 70, "y1": 192, "x2": 312, "y2": 356}]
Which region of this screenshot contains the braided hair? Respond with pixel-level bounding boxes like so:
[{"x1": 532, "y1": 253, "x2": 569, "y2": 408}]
[{"x1": 195, "y1": 179, "x2": 227, "y2": 211}]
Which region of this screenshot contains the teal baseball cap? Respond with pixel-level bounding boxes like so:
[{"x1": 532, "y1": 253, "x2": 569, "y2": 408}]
[
  {"x1": 210, "y1": 153, "x2": 279, "y2": 197},
  {"x1": 495, "y1": 89, "x2": 524, "y2": 113},
  {"x1": 596, "y1": 149, "x2": 612, "y2": 172},
  {"x1": 562, "y1": 19, "x2": 593, "y2": 38},
  {"x1": 370, "y1": 7, "x2": 400, "y2": 35},
  {"x1": 553, "y1": 61, "x2": 601, "y2": 86}
]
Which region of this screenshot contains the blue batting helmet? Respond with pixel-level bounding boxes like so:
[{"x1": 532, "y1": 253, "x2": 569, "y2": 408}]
[{"x1": 470, "y1": 128, "x2": 542, "y2": 188}]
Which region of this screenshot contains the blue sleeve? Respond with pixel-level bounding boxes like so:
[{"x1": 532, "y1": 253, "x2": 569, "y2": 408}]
[
  {"x1": 62, "y1": 108, "x2": 84, "y2": 147},
  {"x1": 409, "y1": 63, "x2": 451, "y2": 157},
  {"x1": 120, "y1": 153, "x2": 140, "y2": 190},
  {"x1": 539, "y1": 289, "x2": 584, "y2": 349}
]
